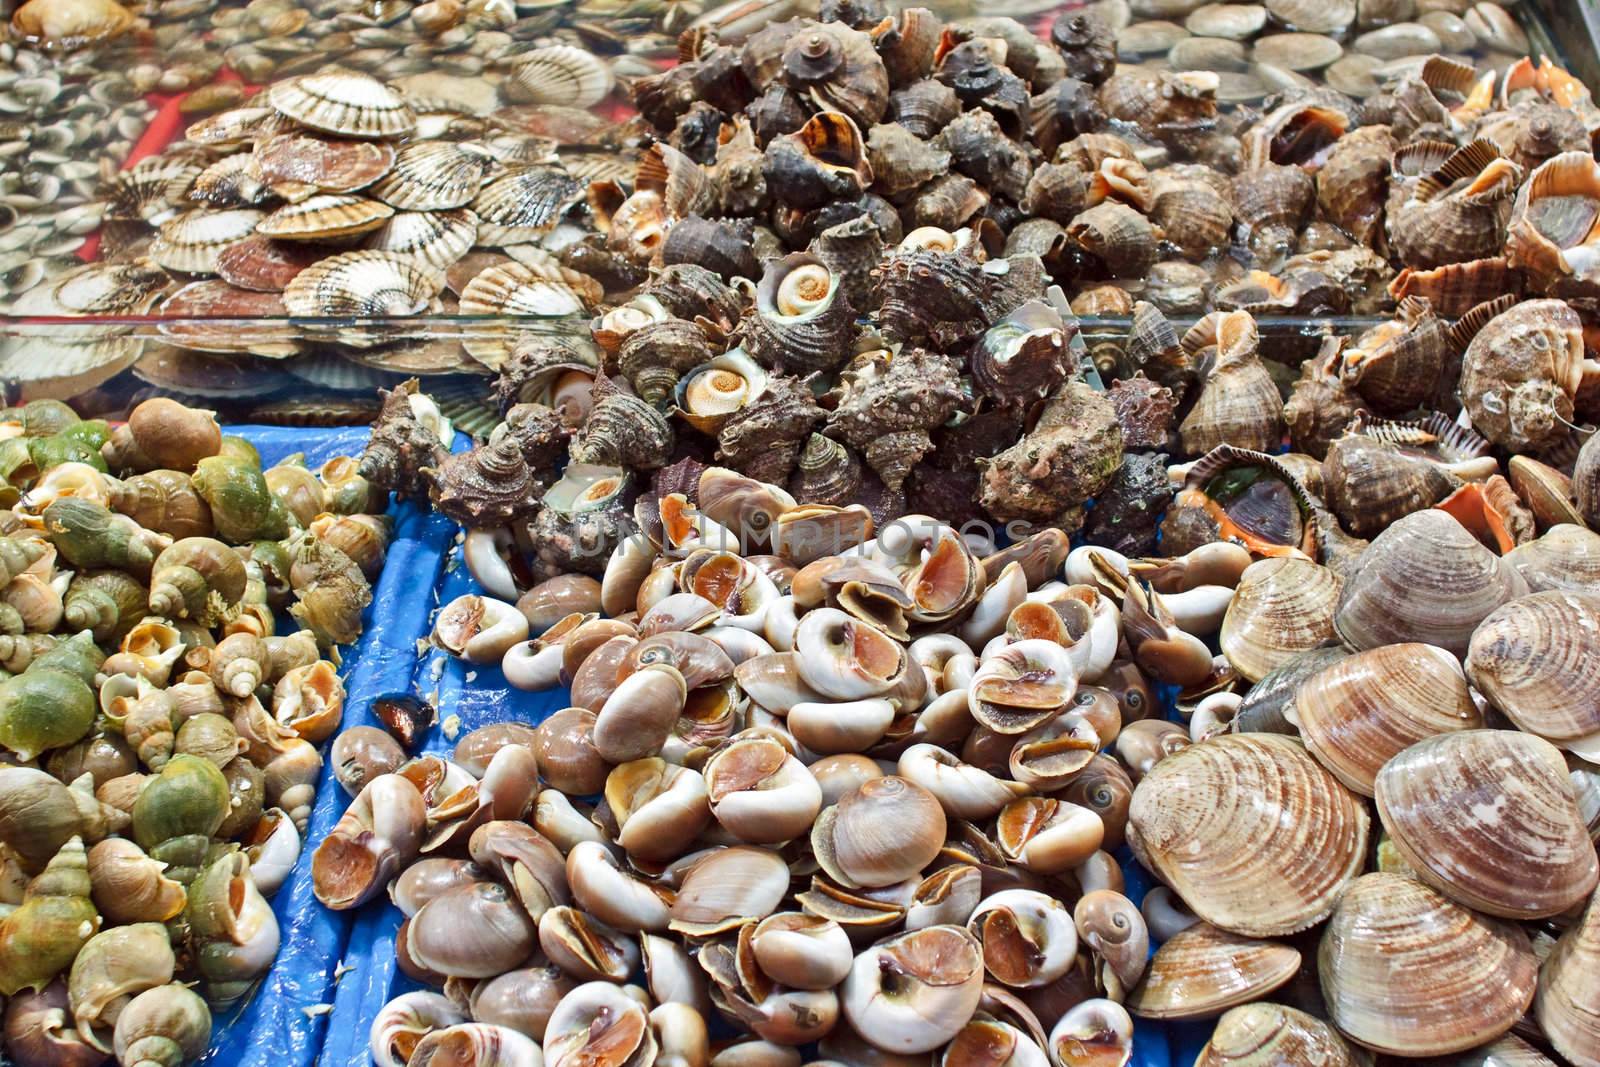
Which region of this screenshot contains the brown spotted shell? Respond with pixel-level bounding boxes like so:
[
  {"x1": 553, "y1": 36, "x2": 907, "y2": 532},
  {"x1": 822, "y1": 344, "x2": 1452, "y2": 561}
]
[
  {"x1": 569, "y1": 376, "x2": 674, "y2": 473},
  {"x1": 1315, "y1": 124, "x2": 1397, "y2": 248},
  {"x1": 1219, "y1": 558, "x2": 1341, "y2": 684},
  {"x1": 1127, "y1": 734, "x2": 1368, "y2": 938},
  {"x1": 977, "y1": 381, "x2": 1124, "y2": 525},
  {"x1": 1340, "y1": 296, "x2": 1451, "y2": 417},
  {"x1": 826, "y1": 348, "x2": 963, "y2": 493},
  {"x1": 1321, "y1": 435, "x2": 1460, "y2": 540}
]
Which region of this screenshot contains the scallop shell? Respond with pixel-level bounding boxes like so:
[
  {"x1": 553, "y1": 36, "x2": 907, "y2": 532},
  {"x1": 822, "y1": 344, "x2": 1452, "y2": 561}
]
[
  {"x1": 105, "y1": 157, "x2": 204, "y2": 221},
  {"x1": 1536, "y1": 891, "x2": 1600, "y2": 1067},
  {"x1": 367, "y1": 209, "x2": 478, "y2": 271},
  {"x1": 460, "y1": 262, "x2": 599, "y2": 317},
  {"x1": 216, "y1": 236, "x2": 323, "y2": 293},
  {"x1": 256, "y1": 194, "x2": 394, "y2": 242},
  {"x1": 1466, "y1": 590, "x2": 1600, "y2": 746},
  {"x1": 472, "y1": 166, "x2": 584, "y2": 246},
  {"x1": 508, "y1": 45, "x2": 614, "y2": 109},
  {"x1": 1376, "y1": 730, "x2": 1599, "y2": 919},
  {"x1": 1290, "y1": 643, "x2": 1480, "y2": 797},
  {"x1": 1335, "y1": 509, "x2": 1527, "y2": 657},
  {"x1": 1219, "y1": 558, "x2": 1341, "y2": 684},
  {"x1": 369, "y1": 142, "x2": 495, "y2": 213},
  {"x1": 1125, "y1": 923, "x2": 1300, "y2": 1020},
  {"x1": 1195, "y1": 1003, "x2": 1358, "y2": 1067},
  {"x1": 189, "y1": 153, "x2": 271, "y2": 208},
  {"x1": 281, "y1": 250, "x2": 437, "y2": 317},
  {"x1": 1459, "y1": 298, "x2": 1585, "y2": 454},
  {"x1": 156, "y1": 280, "x2": 301, "y2": 357},
  {"x1": 1127, "y1": 733, "x2": 1368, "y2": 938},
  {"x1": 268, "y1": 68, "x2": 417, "y2": 139},
  {"x1": 253, "y1": 133, "x2": 396, "y2": 195},
  {"x1": 151, "y1": 208, "x2": 267, "y2": 274},
  {"x1": 1318, "y1": 873, "x2": 1538, "y2": 1057}
]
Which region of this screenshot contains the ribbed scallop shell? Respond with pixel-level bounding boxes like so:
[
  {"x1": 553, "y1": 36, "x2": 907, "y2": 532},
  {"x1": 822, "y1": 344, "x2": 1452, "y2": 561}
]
[
  {"x1": 216, "y1": 235, "x2": 322, "y2": 293},
  {"x1": 1466, "y1": 590, "x2": 1600, "y2": 744},
  {"x1": 1127, "y1": 734, "x2": 1368, "y2": 937},
  {"x1": 1318, "y1": 873, "x2": 1537, "y2": 1057},
  {"x1": 1536, "y1": 892, "x2": 1600, "y2": 1067},
  {"x1": 507, "y1": 45, "x2": 614, "y2": 109},
  {"x1": 106, "y1": 156, "x2": 204, "y2": 221},
  {"x1": 459, "y1": 262, "x2": 599, "y2": 317},
  {"x1": 1125, "y1": 923, "x2": 1300, "y2": 1020},
  {"x1": 189, "y1": 153, "x2": 270, "y2": 208},
  {"x1": 257, "y1": 194, "x2": 394, "y2": 241},
  {"x1": 1335, "y1": 509, "x2": 1528, "y2": 657},
  {"x1": 157, "y1": 280, "x2": 300, "y2": 357},
  {"x1": 371, "y1": 142, "x2": 496, "y2": 212},
  {"x1": 472, "y1": 166, "x2": 584, "y2": 246},
  {"x1": 1376, "y1": 730, "x2": 1599, "y2": 919},
  {"x1": 1291, "y1": 643, "x2": 1480, "y2": 797},
  {"x1": 1219, "y1": 558, "x2": 1340, "y2": 684},
  {"x1": 151, "y1": 208, "x2": 266, "y2": 274},
  {"x1": 281, "y1": 250, "x2": 436, "y2": 317},
  {"x1": 367, "y1": 209, "x2": 478, "y2": 271},
  {"x1": 268, "y1": 69, "x2": 417, "y2": 139},
  {"x1": 253, "y1": 132, "x2": 396, "y2": 194},
  {"x1": 1195, "y1": 1003, "x2": 1358, "y2": 1067}
]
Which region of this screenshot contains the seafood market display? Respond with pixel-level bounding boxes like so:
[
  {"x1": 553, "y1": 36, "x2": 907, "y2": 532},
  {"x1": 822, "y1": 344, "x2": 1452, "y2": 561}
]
[{"x1": 0, "y1": 395, "x2": 396, "y2": 1067}]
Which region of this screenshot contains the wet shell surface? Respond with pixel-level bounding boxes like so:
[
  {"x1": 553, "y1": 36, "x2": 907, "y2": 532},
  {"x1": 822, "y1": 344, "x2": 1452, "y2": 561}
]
[
  {"x1": 473, "y1": 167, "x2": 585, "y2": 246},
  {"x1": 268, "y1": 68, "x2": 418, "y2": 139},
  {"x1": 1465, "y1": 590, "x2": 1600, "y2": 745},
  {"x1": 371, "y1": 142, "x2": 497, "y2": 212},
  {"x1": 1126, "y1": 923, "x2": 1301, "y2": 1020},
  {"x1": 151, "y1": 209, "x2": 266, "y2": 274},
  {"x1": 1127, "y1": 733, "x2": 1369, "y2": 938},
  {"x1": 508, "y1": 45, "x2": 614, "y2": 109},
  {"x1": 1536, "y1": 891, "x2": 1600, "y2": 1067},
  {"x1": 366, "y1": 209, "x2": 479, "y2": 271},
  {"x1": 253, "y1": 133, "x2": 396, "y2": 195},
  {"x1": 1218, "y1": 557, "x2": 1340, "y2": 683},
  {"x1": 1195, "y1": 1003, "x2": 1358, "y2": 1067},
  {"x1": 215, "y1": 236, "x2": 323, "y2": 293},
  {"x1": 281, "y1": 250, "x2": 436, "y2": 317},
  {"x1": 256, "y1": 195, "x2": 395, "y2": 242}
]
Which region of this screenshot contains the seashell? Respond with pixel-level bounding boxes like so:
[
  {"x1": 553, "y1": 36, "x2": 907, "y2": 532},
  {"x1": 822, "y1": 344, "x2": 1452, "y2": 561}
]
[
  {"x1": 1388, "y1": 140, "x2": 1521, "y2": 270},
  {"x1": 311, "y1": 773, "x2": 424, "y2": 910},
  {"x1": 890, "y1": 77, "x2": 961, "y2": 142},
  {"x1": 1505, "y1": 524, "x2": 1600, "y2": 593},
  {"x1": 1065, "y1": 202, "x2": 1158, "y2": 280},
  {"x1": 369, "y1": 142, "x2": 494, "y2": 215},
  {"x1": 1127, "y1": 733, "x2": 1367, "y2": 937},
  {"x1": 718, "y1": 375, "x2": 827, "y2": 487},
  {"x1": 1150, "y1": 176, "x2": 1233, "y2": 262},
  {"x1": 1321, "y1": 434, "x2": 1460, "y2": 539},
  {"x1": 1339, "y1": 296, "x2": 1451, "y2": 416},
  {"x1": 1195, "y1": 1003, "x2": 1359, "y2": 1067},
  {"x1": 473, "y1": 166, "x2": 585, "y2": 246},
  {"x1": 1177, "y1": 312, "x2": 1284, "y2": 457},
  {"x1": 780, "y1": 20, "x2": 890, "y2": 130},
  {"x1": 1376, "y1": 730, "x2": 1599, "y2": 919},
  {"x1": 215, "y1": 236, "x2": 323, "y2": 293},
  {"x1": 971, "y1": 301, "x2": 1073, "y2": 410},
  {"x1": 366, "y1": 209, "x2": 478, "y2": 272},
  {"x1": 256, "y1": 194, "x2": 394, "y2": 241},
  {"x1": 189, "y1": 153, "x2": 270, "y2": 208},
  {"x1": 151, "y1": 209, "x2": 266, "y2": 274},
  {"x1": 106, "y1": 156, "x2": 204, "y2": 221},
  {"x1": 1097, "y1": 70, "x2": 1218, "y2": 143},
  {"x1": 282, "y1": 251, "x2": 436, "y2": 317},
  {"x1": 1266, "y1": 0, "x2": 1354, "y2": 33},
  {"x1": 663, "y1": 216, "x2": 760, "y2": 283},
  {"x1": 1219, "y1": 558, "x2": 1341, "y2": 683},
  {"x1": 253, "y1": 132, "x2": 395, "y2": 196},
  {"x1": 1537, "y1": 891, "x2": 1600, "y2": 1067},
  {"x1": 1459, "y1": 297, "x2": 1585, "y2": 454},
  {"x1": 1388, "y1": 256, "x2": 1523, "y2": 318},
  {"x1": 1336, "y1": 509, "x2": 1527, "y2": 656},
  {"x1": 110, "y1": 985, "x2": 211, "y2": 1067},
  {"x1": 1509, "y1": 152, "x2": 1600, "y2": 294},
  {"x1": 763, "y1": 111, "x2": 875, "y2": 213},
  {"x1": 508, "y1": 45, "x2": 613, "y2": 109},
  {"x1": 1126, "y1": 923, "x2": 1300, "y2": 1020},
  {"x1": 268, "y1": 68, "x2": 417, "y2": 139},
  {"x1": 0, "y1": 836, "x2": 99, "y2": 997},
  {"x1": 1319, "y1": 873, "x2": 1537, "y2": 1057},
  {"x1": 979, "y1": 381, "x2": 1124, "y2": 525},
  {"x1": 841, "y1": 925, "x2": 984, "y2": 1054},
  {"x1": 1466, "y1": 590, "x2": 1600, "y2": 746}
]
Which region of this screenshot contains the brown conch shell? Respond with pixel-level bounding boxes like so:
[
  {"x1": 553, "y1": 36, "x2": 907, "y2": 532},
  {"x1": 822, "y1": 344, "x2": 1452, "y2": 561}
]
[
  {"x1": 1124, "y1": 923, "x2": 1299, "y2": 1021},
  {"x1": 1388, "y1": 256, "x2": 1524, "y2": 318},
  {"x1": 1536, "y1": 891, "x2": 1600, "y2": 1067},
  {"x1": 1178, "y1": 311, "x2": 1284, "y2": 457},
  {"x1": 1339, "y1": 296, "x2": 1451, "y2": 417},
  {"x1": 1376, "y1": 730, "x2": 1599, "y2": 919},
  {"x1": 1284, "y1": 337, "x2": 1361, "y2": 459},
  {"x1": 826, "y1": 348, "x2": 963, "y2": 493},
  {"x1": 1466, "y1": 590, "x2": 1600, "y2": 746},
  {"x1": 1458, "y1": 297, "x2": 1585, "y2": 454},
  {"x1": 1289, "y1": 643, "x2": 1481, "y2": 797},
  {"x1": 1321, "y1": 434, "x2": 1461, "y2": 540},
  {"x1": 1127, "y1": 734, "x2": 1368, "y2": 938},
  {"x1": 1316, "y1": 124, "x2": 1397, "y2": 249},
  {"x1": 1195, "y1": 1003, "x2": 1359, "y2": 1067},
  {"x1": 1318, "y1": 873, "x2": 1537, "y2": 1057},
  {"x1": 1505, "y1": 152, "x2": 1600, "y2": 298},
  {"x1": 1387, "y1": 140, "x2": 1522, "y2": 270}
]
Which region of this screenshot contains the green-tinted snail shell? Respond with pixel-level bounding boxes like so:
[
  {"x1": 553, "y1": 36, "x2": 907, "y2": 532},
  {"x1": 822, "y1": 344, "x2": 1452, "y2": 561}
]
[
  {"x1": 111, "y1": 983, "x2": 212, "y2": 1067},
  {"x1": 41, "y1": 498, "x2": 166, "y2": 574},
  {"x1": 190, "y1": 455, "x2": 289, "y2": 543},
  {"x1": 31, "y1": 631, "x2": 105, "y2": 687},
  {"x1": 147, "y1": 537, "x2": 248, "y2": 627},
  {"x1": 0, "y1": 667, "x2": 96, "y2": 762},
  {"x1": 186, "y1": 851, "x2": 280, "y2": 1010},
  {"x1": 131, "y1": 755, "x2": 230, "y2": 852},
  {"x1": 0, "y1": 835, "x2": 101, "y2": 996},
  {"x1": 0, "y1": 767, "x2": 107, "y2": 873},
  {"x1": 0, "y1": 536, "x2": 50, "y2": 588},
  {"x1": 66, "y1": 921, "x2": 176, "y2": 1052},
  {"x1": 63, "y1": 569, "x2": 149, "y2": 644},
  {"x1": 264, "y1": 454, "x2": 326, "y2": 528}
]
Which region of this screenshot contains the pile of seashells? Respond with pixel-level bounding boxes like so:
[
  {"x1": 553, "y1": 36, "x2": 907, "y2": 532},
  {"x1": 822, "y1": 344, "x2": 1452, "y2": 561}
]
[{"x1": 0, "y1": 395, "x2": 401, "y2": 1067}]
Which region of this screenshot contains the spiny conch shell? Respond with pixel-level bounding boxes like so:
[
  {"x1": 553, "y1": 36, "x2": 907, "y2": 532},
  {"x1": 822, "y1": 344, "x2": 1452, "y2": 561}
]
[
  {"x1": 780, "y1": 20, "x2": 891, "y2": 130},
  {"x1": 662, "y1": 216, "x2": 760, "y2": 283},
  {"x1": 1319, "y1": 873, "x2": 1537, "y2": 1057},
  {"x1": 1315, "y1": 124, "x2": 1397, "y2": 249},
  {"x1": 1466, "y1": 591, "x2": 1600, "y2": 747},
  {"x1": 1377, "y1": 730, "x2": 1599, "y2": 919},
  {"x1": 1284, "y1": 337, "x2": 1361, "y2": 460},
  {"x1": 865, "y1": 124, "x2": 950, "y2": 199},
  {"x1": 1124, "y1": 922, "x2": 1300, "y2": 1021},
  {"x1": 1505, "y1": 153, "x2": 1600, "y2": 297},
  {"x1": 268, "y1": 68, "x2": 418, "y2": 139},
  {"x1": 1218, "y1": 558, "x2": 1341, "y2": 684},
  {"x1": 1177, "y1": 311, "x2": 1285, "y2": 457},
  {"x1": 1127, "y1": 733, "x2": 1368, "y2": 937},
  {"x1": 811, "y1": 215, "x2": 887, "y2": 314},
  {"x1": 1321, "y1": 434, "x2": 1461, "y2": 540},
  {"x1": 427, "y1": 435, "x2": 546, "y2": 528},
  {"x1": 1336, "y1": 509, "x2": 1528, "y2": 657},
  {"x1": 763, "y1": 110, "x2": 875, "y2": 212},
  {"x1": 507, "y1": 45, "x2": 614, "y2": 109},
  {"x1": 615, "y1": 318, "x2": 715, "y2": 409},
  {"x1": 1505, "y1": 524, "x2": 1600, "y2": 593},
  {"x1": 1194, "y1": 1002, "x2": 1359, "y2": 1067},
  {"x1": 281, "y1": 251, "x2": 437, "y2": 317},
  {"x1": 256, "y1": 194, "x2": 395, "y2": 242},
  {"x1": 570, "y1": 376, "x2": 675, "y2": 472},
  {"x1": 366, "y1": 209, "x2": 479, "y2": 272},
  {"x1": 151, "y1": 209, "x2": 266, "y2": 274},
  {"x1": 1339, "y1": 296, "x2": 1451, "y2": 416},
  {"x1": 970, "y1": 300, "x2": 1073, "y2": 409},
  {"x1": 739, "y1": 253, "x2": 857, "y2": 377},
  {"x1": 473, "y1": 166, "x2": 585, "y2": 246},
  {"x1": 826, "y1": 348, "x2": 964, "y2": 493},
  {"x1": 1387, "y1": 139, "x2": 1522, "y2": 270},
  {"x1": 1537, "y1": 890, "x2": 1600, "y2": 1067},
  {"x1": 977, "y1": 380, "x2": 1124, "y2": 526},
  {"x1": 873, "y1": 246, "x2": 1001, "y2": 349},
  {"x1": 1459, "y1": 297, "x2": 1585, "y2": 454}
]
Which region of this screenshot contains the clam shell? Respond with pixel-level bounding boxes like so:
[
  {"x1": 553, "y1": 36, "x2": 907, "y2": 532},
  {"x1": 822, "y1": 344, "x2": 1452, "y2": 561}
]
[
  {"x1": 1195, "y1": 1003, "x2": 1358, "y2": 1067},
  {"x1": 152, "y1": 208, "x2": 266, "y2": 274},
  {"x1": 268, "y1": 69, "x2": 417, "y2": 139},
  {"x1": 1185, "y1": 4, "x2": 1268, "y2": 39},
  {"x1": 370, "y1": 142, "x2": 496, "y2": 212},
  {"x1": 216, "y1": 235, "x2": 324, "y2": 293},
  {"x1": 1536, "y1": 891, "x2": 1600, "y2": 1067},
  {"x1": 1219, "y1": 558, "x2": 1340, "y2": 683},
  {"x1": 1504, "y1": 525, "x2": 1600, "y2": 594},
  {"x1": 473, "y1": 166, "x2": 584, "y2": 246},
  {"x1": 1251, "y1": 33, "x2": 1343, "y2": 71},
  {"x1": 281, "y1": 250, "x2": 436, "y2": 317},
  {"x1": 256, "y1": 194, "x2": 394, "y2": 241},
  {"x1": 253, "y1": 132, "x2": 396, "y2": 194},
  {"x1": 1376, "y1": 730, "x2": 1599, "y2": 919},
  {"x1": 508, "y1": 45, "x2": 614, "y2": 109},
  {"x1": 1466, "y1": 590, "x2": 1600, "y2": 745},
  {"x1": 1125, "y1": 923, "x2": 1300, "y2": 1020},
  {"x1": 366, "y1": 209, "x2": 478, "y2": 271},
  {"x1": 1319, "y1": 873, "x2": 1537, "y2": 1057},
  {"x1": 1127, "y1": 734, "x2": 1368, "y2": 937},
  {"x1": 1265, "y1": 0, "x2": 1353, "y2": 34},
  {"x1": 1334, "y1": 509, "x2": 1528, "y2": 657},
  {"x1": 1290, "y1": 643, "x2": 1480, "y2": 796}
]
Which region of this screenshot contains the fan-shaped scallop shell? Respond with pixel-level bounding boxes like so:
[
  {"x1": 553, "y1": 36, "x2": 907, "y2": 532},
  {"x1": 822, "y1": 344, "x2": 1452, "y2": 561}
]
[
  {"x1": 1376, "y1": 730, "x2": 1599, "y2": 919},
  {"x1": 1219, "y1": 558, "x2": 1341, "y2": 684},
  {"x1": 367, "y1": 209, "x2": 478, "y2": 271},
  {"x1": 268, "y1": 68, "x2": 417, "y2": 139},
  {"x1": 157, "y1": 280, "x2": 301, "y2": 357},
  {"x1": 106, "y1": 156, "x2": 204, "y2": 221},
  {"x1": 253, "y1": 132, "x2": 396, "y2": 194},
  {"x1": 1290, "y1": 643, "x2": 1481, "y2": 797},
  {"x1": 1126, "y1": 923, "x2": 1300, "y2": 1021},
  {"x1": 1127, "y1": 733, "x2": 1368, "y2": 938},
  {"x1": 256, "y1": 194, "x2": 394, "y2": 241},
  {"x1": 1466, "y1": 590, "x2": 1600, "y2": 745},
  {"x1": 216, "y1": 235, "x2": 323, "y2": 293},
  {"x1": 371, "y1": 142, "x2": 497, "y2": 212},
  {"x1": 1318, "y1": 873, "x2": 1538, "y2": 1057},
  {"x1": 281, "y1": 250, "x2": 436, "y2": 317},
  {"x1": 508, "y1": 45, "x2": 614, "y2": 109},
  {"x1": 1536, "y1": 892, "x2": 1600, "y2": 1067},
  {"x1": 189, "y1": 153, "x2": 271, "y2": 208},
  {"x1": 151, "y1": 208, "x2": 267, "y2": 274},
  {"x1": 472, "y1": 166, "x2": 584, "y2": 246},
  {"x1": 460, "y1": 262, "x2": 599, "y2": 318}
]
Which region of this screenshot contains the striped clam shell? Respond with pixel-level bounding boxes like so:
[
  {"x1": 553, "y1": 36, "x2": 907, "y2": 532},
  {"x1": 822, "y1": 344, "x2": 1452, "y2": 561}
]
[
  {"x1": 253, "y1": 132, "x2": 397, "y2": 194},
  {"x1": 366, "y1": 209, "x2": 479, "y2": 271},
  {"x1": 188, "y1": 153, "x2": 271, "y2": 207},
  {"x1": 370, "y1": 141, "x2": 496, "y2": 211},
  {"x1": 506, "y1": 45, "x2": 614, "y2": 109},
  {"x1": 152, "y1": 208, "x2": 267, "y2": 273},
  {"x1": 471, "y1": 165, "x2": 583, "y2": 246},
  {"x1": 268, "y1": 69, "x2": 417, "y2": 139},
  {"x1": 282, "y1": 250, "x2": 438, "y2": 317},
  {"x1": 256, "y1": 194, "x2": 394, "y2": 241}
]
